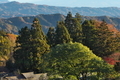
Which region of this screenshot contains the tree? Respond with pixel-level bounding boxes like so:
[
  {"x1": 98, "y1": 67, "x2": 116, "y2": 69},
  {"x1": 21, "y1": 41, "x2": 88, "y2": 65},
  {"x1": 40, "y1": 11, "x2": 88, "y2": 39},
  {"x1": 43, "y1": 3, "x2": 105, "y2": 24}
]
[
  {"x1": 65, "y1": 12, "x2": 73, "y2": 28},
  {"x1": 42, "y1": 42, "x2": 116, "y2": 80},
  {"x1": 0, "y1": 30, "x2": 11, "y2": 59},
  {"x1": 82, "y1": 20, "x2": 120, "y2": 57},
  {"x1": 14, "y1": 18, "x2": 50, "y2": 73},
  {"x1": 114, "y1": 56, "x2": 120, "y2": 73},
  {"x1": 65, "y1": 12, "x2": 83, "y2": 43},
  {"x1": 75, "y1": 13, "x2": 82, "y2": 23},
  {"x1": 82, "y1": 20, "x2": 97, "y2": 50},
  {"x1": 93, "y1": 20, "x2": 119, "y2": 57},
  {"x1": 47, "y1": 27, "x2": 56, "y2": 47},
  {"x1": 30, "y1": 18, "x2": 50, "y2": 72},
  {"x1": 14, "y1": 26, "x2": 32, "y2": 72},
  {"x1": 71, "y1": 18, "x2": 83, "y2": 43},
  {"x1": 55, "y1": 21, "x2": 71, "y2": 45}
]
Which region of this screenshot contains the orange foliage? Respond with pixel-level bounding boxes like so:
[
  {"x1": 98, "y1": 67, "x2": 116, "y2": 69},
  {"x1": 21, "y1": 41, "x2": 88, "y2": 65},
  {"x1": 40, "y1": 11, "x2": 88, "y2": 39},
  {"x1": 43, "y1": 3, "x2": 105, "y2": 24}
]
[
  {"x1": 94, "y1": 20, "x2": 119, "y2": 33},
  {"x1": 6, "y1": 33, "x2": 17, "y2": 42},
  {"x1": 107, "y1": 24, "x2": 119, "y2": 33},
  {"x1": 95, "y1": 20, "x2": 120, "y2": 65}
]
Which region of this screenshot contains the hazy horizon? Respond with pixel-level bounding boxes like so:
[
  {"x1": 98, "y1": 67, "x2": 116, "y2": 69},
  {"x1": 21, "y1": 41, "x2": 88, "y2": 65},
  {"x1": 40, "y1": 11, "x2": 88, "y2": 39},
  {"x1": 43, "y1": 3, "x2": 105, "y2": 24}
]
[{"x1": 8, "y1": 0, "x2": 120, "y2": 8}]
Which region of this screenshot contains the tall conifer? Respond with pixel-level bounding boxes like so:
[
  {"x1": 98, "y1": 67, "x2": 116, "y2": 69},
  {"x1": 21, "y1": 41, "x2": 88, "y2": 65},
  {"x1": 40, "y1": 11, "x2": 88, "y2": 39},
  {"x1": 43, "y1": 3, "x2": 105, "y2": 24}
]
[
  {"x1": 55, "y1": 21, "x2": 71, "y2": 45},
  {"x1": 93, "y1": 20, "x2": 118, "y2": 57},
  {"x1": 30, "y1": 18, "x2": 50, "y2": 72},
  {"x1": 82, "y1": 20, "x2": 120, "y2": 57},
  {"x1": 14, "y1": 26, "x2": 32, "y2": 72},
  {"x1": 65, "y1": 12, "x2": 83, "y2": 43},
  {"x1": 82, "y1": 20, "x2": 96, "y2": 49},
  {"x1": 14, "y1": 18, "x2": 50, "y2": 73},
  {"x1": 47, "y1": 27, "x2": 56, "y2": 47}
]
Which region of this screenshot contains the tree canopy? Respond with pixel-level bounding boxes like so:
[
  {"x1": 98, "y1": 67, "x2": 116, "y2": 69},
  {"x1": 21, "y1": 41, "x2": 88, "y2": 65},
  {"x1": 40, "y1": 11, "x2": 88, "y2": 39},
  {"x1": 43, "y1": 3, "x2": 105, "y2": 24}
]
[
  {"x1": 0, "y1": 30, "x2": 11, "y2": 60},
  {"x1": 82, "y1": 20, "x2": 120, "y2": 57},
  {"x1": 42, "y1": 42, "x2": 116, "y2": 80}
]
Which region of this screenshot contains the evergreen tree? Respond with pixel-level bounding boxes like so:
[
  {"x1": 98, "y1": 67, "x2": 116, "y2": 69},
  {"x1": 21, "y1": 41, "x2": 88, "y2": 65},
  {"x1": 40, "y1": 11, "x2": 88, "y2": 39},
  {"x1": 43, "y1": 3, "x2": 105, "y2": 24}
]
[
  {"x1": 70, "y1": 18, "x2": 83, "y2": 43},
  {"x1": 75, "y1": 12, "x2": 82, "y2": 23},
  {"x1": 55, "y1": 21, "x2": 71, "y2": 45},
  {"x1": 65, "y1": 12, "x2": 73, "y2": 30},
  {"x1": 47, "y1": 27, "x2": 56, "y2": 47},
  {"x1": 65, "y1": 12, "x2": 73, "y2": 36},
  {"x1": 82, "y1": 20, "x2": 96, "y2": 49},
  {"x1": 93, "y1": 20, "x2": 119, "y2": 57},
  {"x1": 82, "y1": 20, "x2": 120, "y2": 57},
  {"x1": 65, "y1": 12, "x2": 83, "y2": 43},
  {"x1": 14, "y1": 26, "x2": 31, "y2": 72},
  {"x1": 29, "y1": 18, "x2": 50, "y2": 72},
  {"x1": 14, "y1": 18, "x2": 50, "y2": 73}
]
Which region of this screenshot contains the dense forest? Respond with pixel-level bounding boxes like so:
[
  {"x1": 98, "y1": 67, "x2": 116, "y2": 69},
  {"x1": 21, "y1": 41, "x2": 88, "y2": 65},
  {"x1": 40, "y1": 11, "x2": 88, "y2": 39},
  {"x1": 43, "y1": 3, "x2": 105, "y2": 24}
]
[{"x1": 1, "y1": 12, "x2": 120, "y2": 80}]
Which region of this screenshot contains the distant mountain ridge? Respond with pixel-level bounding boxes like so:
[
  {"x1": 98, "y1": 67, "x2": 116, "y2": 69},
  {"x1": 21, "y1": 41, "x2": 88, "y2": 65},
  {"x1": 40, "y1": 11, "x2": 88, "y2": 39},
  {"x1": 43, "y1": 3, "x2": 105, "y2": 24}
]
[
  {"x1": 0, "y1": 14, "x2": 120, "y2": 34},
  {"x1": 0, "y1": 14, "x2": 65, "y2": 34},
  {"x1": 1, "y1": 1, "x2": 120, "y2": 18},
  {"x1": 0, "y1": 0, "x2": 9, "y2": 3}
]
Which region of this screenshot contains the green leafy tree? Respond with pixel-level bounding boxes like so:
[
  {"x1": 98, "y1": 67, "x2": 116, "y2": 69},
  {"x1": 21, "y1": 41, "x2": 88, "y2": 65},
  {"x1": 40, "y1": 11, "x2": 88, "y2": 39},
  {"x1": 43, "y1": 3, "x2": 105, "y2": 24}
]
[
  {"x1": 42, "y1": 42, "x2": 116, "y2": 80},
  {"x1": 55, "y1": 21, "x2": 71, "y2": 45},
  {"x1": 0, "y1": 30, "x2": 11, "y2": 60}
]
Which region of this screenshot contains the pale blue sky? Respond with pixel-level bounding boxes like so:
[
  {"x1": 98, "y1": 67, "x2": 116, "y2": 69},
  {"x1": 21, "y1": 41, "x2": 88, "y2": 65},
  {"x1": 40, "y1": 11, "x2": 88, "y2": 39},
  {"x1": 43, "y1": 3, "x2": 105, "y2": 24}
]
[{"x1": 8, "y1": 0, "x2": 120, "y2": 7}]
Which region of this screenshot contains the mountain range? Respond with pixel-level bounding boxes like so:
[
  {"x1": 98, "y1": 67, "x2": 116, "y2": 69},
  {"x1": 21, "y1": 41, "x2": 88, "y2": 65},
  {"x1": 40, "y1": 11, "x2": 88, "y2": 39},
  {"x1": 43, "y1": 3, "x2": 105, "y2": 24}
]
[
  {"x1": 0, "y1": 14, "x2": 65, "y2": 34},
  {"x1": 0, "y1": 1, "x2": 120, "y2": 34},
  {"x1": 0, "y1": 1, "x2": 120, "y2": 18},
  {"x1": 0, "y1": 14, "x2": 120, "y2": 34}
]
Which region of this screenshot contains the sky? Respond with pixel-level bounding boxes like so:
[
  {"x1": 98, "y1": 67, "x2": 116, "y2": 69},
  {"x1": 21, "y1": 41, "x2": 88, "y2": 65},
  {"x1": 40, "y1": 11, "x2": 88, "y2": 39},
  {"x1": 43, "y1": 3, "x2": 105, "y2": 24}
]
[{"x1": 8, "y1": 0, "x2": 120, "y2": 7}]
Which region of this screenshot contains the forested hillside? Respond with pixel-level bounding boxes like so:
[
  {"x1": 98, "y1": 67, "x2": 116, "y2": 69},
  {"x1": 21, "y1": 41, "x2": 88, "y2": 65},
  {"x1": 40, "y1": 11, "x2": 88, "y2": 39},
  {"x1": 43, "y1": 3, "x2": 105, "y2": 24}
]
[
  {"x1": 0, "y1": 12, "x2": 120, "y2": 80},
  {"x1": 12, "y1": 12, "x2": 120, "y2": 79},
  {"x1": 0, "y1": 1, "x2": 120, "y2": 80}
]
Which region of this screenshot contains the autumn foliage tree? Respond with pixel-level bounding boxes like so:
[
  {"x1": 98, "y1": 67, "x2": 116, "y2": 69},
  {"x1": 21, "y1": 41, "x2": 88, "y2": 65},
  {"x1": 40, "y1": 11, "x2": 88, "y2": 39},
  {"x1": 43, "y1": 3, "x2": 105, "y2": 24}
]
[
  {"x1": 82, "y1": 20, "x2": 120, "y2": 57},
  {"x1": 0, "y1": 30, "x2": 12, "y2": 60}
]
